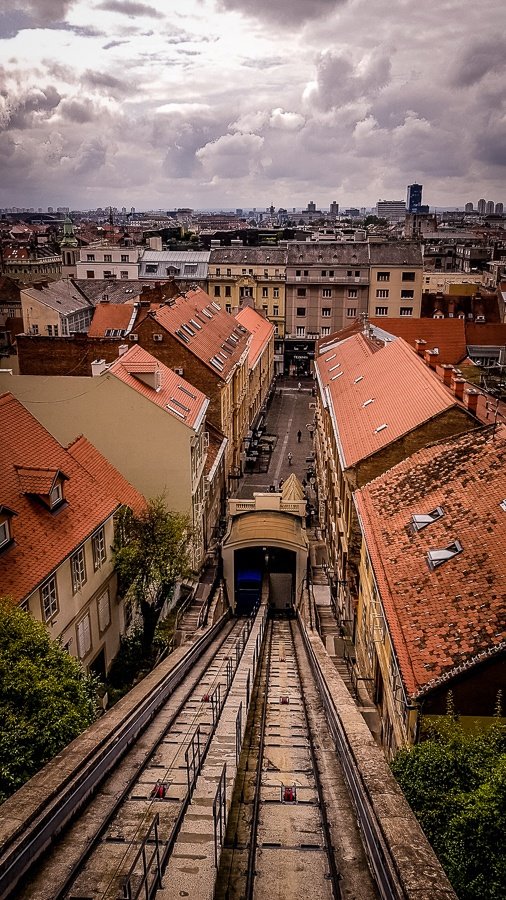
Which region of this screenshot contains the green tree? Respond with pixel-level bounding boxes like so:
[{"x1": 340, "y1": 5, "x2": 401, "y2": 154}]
[
  {"x1": 392, "y1": 700, "x2": 506, "y2": 899},
  {"x1": 0, "y1": 597, "x2": 97, "y2": 803},
  {"x1": 113, "y1": 497, "x2": 193, "y2": 652}
]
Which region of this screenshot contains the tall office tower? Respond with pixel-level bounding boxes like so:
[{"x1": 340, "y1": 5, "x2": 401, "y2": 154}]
[
  {"x1": 329, "y1": 200, "x2": 339, "y2": 216},
  {"x1": 485, "y1": 200, "x2": 495, "y2": 215},
  {"x1": 307, "y1": 201, "x2": 316, "y2": 212},
  {"x1": 465, "y1": 202, "x2": 474, "y2": 212},
  {"x1": 406, "y1": 183, "x2": 423, "y2": 212},
  {"x1": 496, "y1": 202, "x2": 504, "y2": 215},
  {"x1": 477, "y1": 199, "x2": 486, "y2": 214}
]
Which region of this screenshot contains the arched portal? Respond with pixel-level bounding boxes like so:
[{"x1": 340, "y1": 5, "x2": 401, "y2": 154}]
[{"x1": 222, "y1": 480, "x2": 309, "y2": 615}]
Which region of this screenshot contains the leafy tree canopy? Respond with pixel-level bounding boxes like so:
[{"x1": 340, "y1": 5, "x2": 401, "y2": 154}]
[
  {"x1": 113, "y1": 497, "x2": 193, "y2": 650},
  {"x1": 392, "y1": 698, "x2": 506, "y2": 899},
  {"x1": 0, "y1": 597, "x2": 97, "y2": 803}
]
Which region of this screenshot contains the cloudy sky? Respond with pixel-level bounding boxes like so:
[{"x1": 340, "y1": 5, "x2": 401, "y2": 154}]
[{"x1": 1, "y1": 0, "x2": 504, "y2": 211}]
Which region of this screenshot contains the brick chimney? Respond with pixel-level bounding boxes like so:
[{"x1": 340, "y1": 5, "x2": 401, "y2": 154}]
[
  {"x1": 451, "y1": 375, "x2": 466, "y2": 401},
  {"x1": 441, "y1": 364, "x2": 454, "y2": 386},
  {"x1": 424, "y1": 349, "x2": 439, "y2": 369},
  {"x1": 415, "y1": 339, "x2": 427, "y2": 356},
  {"x1": 464, "y1": 388, "x2": 480, "y2": 415}
]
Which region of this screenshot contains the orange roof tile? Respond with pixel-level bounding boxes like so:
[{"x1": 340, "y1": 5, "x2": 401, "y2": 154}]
[
  {"x1": 148, "y1": 287, "x2": 250, "y2": 379},
  {"x1": 355, "y1": 425, "x2": 506, "y2": 699},
  {"x1": 465, "y1": 322, "x2": 506, "y2": 346},
  {"x1": 67, "y1": 436, "x2": 146, "y2": 515},
  {"x1": 108, "y1": 344, "x2": 209, "y2": 429},
  {"x1": 315, "y1": 334, "x2": 468, "y2": 469},
  {"x1": 87, "y1": 302, "x2": 135, "y2": 338},
  {"x1": 0, "y1": 393, "x2": 120, "y2": 603},
  {"x1": 15, "y1": 466, "x2": 65, "y2": 496},
  {"x1": 369, "y1": 317, "x2": 467, "y2": 365},
  {"x1": 235, "y1": 307, "x2": 274, "y2": 367}
]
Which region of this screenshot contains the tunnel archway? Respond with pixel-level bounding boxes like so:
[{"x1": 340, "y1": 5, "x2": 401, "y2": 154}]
[{"x1": 234, "y1": 545, "x2": 297, "y2": 615}]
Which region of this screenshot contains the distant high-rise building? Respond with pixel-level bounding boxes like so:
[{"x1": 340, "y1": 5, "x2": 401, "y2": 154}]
[
  {"x1": 47, "y1": 206, "x2": 54, "y2": 213},
  {"x1": 121, "y1": 206, "x2": 127, "y2": 214},
  {"x1": 465, "y1": 202, "x2": 474, "y2": 212},
  {"x1": 495, "y1": 202, "x2": 504, "y2": 215},
  {"x1": 477, "y1": 199, "x2": 486, "y2": 214},
  {"x1": 329, "y1": 200, "x2": 339, "y2": 216},
  {"x1": 130, "y1": 207, "x2": 135, "y2": 215},
  {"x1": 376, "y1": 199, "x2": 406, "y2": 221},
  {"x1": 307, "y1": 201, "x2": 316, "y2": 212},
  {"x1": 406, "y1": 183, "x2": 423, "y2": 213},
  {"x1": 486, "y1": 200, "x2": 495, "y2": 215}
]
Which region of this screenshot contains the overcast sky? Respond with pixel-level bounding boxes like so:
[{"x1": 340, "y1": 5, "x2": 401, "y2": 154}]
[{"x1": 1, "y1": 0, "x2": 504, "y2": 211}]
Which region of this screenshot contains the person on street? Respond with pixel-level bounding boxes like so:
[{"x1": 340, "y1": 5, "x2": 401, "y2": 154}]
[
  {"x1": 297, "y1": 429, "x2": 302, "y2": 443},
  {"x1": 297, "y1": 381, "x2": 301, "y2": 391},
  {"x1": 288, "y1": 452, "x2": 293, "y2": 465}
]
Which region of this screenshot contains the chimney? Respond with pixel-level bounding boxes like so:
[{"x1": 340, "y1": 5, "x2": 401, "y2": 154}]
[
  {"x1": 91, "y1": 358, "x2": 108, "y2": 377},
  {"x1": 424, "y1": 349, "x2": 439, "y2": 369},
  {"x1": 464, "y1": 388, "x2": 480, "y2": 415},
  {"x1": 118, "y1": 344, "x2": 129, "y2": 356},
  {"x1": 451, "y1": 375, "x2": 466, "y2": 401},
  {"x1": 441, "y1": 364, "x2": 454, "y2": 386},
  {"x1": 415, "y1": 339, "x2": 427, "y2": 356}
]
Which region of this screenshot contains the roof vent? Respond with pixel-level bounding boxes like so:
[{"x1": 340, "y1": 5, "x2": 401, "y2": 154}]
[
  {"x1": 374, "y1": 423, "x2": 388, "y2": 433},
  {"x1": 328, "y1": 363, "x2": 340, "y2": 372},
  {"x1": 499, "y1": 500, "x2": 506, "y2": 512},
  {"x1": 354, "y1": 375, "x2": 363, "y2": 383},
  {"x1": 331, "y1": 372, "x2": 343, "y2": 380},
  {"x1": 362, "y1": 398, "x2": 374, "y2": 407},
  {"x1": 427, "y1": 540, "x2": 463, "y2": 571}
]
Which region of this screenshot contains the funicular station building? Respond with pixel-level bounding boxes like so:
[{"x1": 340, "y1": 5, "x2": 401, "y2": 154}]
[{"x1": 221, "y1": 475, "x2": 309, "y2": 615}]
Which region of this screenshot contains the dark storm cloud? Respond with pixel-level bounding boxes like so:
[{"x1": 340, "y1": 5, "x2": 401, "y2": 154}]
[
  {"x1": 103, "y1": 39, "x2": 130, "y2": 49},
  {"x1": 3, "y1": 85, "x2": 62, "y2": 131},
  {"x1": 216, "y1": 0, "x2": 346, "y2": 26},
  {"x1": 14, "y1": 1, "x2": 76, "y2": 25},
  {"x1": 156, "y1": 113, "x2": 232, "y2": 178},
  {"x1": 83, "y1": 70, "x2": 129, "y2": 94},
  {"x1": 312, "y1": 50, "x2": 391, "y2": 110},
  {"x1": 59, "y1": 97, "x2": 97, "y2": 123},
  {"x1": 452, "y1": 38, "x2": 505, "y2": 88},
  {"x1": 0, "y1": 11, "x2": 33, "y2": 39},
  {"x1": 96, "y1": 0, "x2": 163, "y2": 18}
]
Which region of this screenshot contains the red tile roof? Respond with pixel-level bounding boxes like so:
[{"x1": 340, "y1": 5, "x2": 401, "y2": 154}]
[
  {"x1": 148, "y1": 287, "x2": 251, "y2": 379},
  {"x1": 108, "y1": 344, "x2": 209, "y2": 430},
  {"x1": 67, "y1": 436, "x2": 146, "y2": 515},
  {"x1": 87, "y1": 302, "x2": 135, "y2": 338},
  {"x1": 235, "y1": 306, "x2": 274, "y2": 367},
  {"x1": 465, "y1": 322, "x2": 506, "y2": 346},
  {"x1": 315, "y1": 334, "x2": 469, "y2": 469},
  {"x1": 355, "y1": 425, "x2": 506, "y2": 699},
  {"x1": 15, "y1": 466, "x2": 65, "y2": 496},
  {"x1": 369, "y1": 317, "x2": 467, "y2": 365},
  {"x1": 0, "y1": 393, "x2": 120, "y2": 604}
]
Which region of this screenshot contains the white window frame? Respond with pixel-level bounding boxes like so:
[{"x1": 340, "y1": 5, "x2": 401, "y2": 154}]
[
  {"x1": 72, "y1": 546, "x2": 87, "y2": 593},
  {"x1": 346, "y1": 307, "x2": 357, "y2": 318},
  {"x1": 375, "y1": 306, "x2": 388, "y2": 316},
  {"x1": 93, "y1": 527, "x2": 107, "y2": 569},
  {"x1": 0, "y1": 519, "x2": 11, "y2": 548},
  {"x1": 97, "y1": 587, "x2": 111, "y2": 634},
  {"x1": 41, "y1": 575, "x2": 58, "y2": 621}
]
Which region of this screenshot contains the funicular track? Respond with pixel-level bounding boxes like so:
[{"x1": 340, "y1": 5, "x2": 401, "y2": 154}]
[
  {"x1": 215, "y1": 617, "x2": 379, "y2": 900},
  {"x1": 0, "y1": 614, "x2": 258, "y2": 900}
]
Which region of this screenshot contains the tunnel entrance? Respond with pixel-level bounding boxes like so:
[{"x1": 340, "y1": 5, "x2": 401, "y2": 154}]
[{"x1": 234, "y1": 546, "x2": 296, "y2": 616}]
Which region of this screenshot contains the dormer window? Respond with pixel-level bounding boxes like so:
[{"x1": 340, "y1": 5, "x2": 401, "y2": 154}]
[
  {"x1": 0, "y1": 506, "x2": 17, "y2": 551},
  {"x1": 15, "y1": 467, "x2": 68, "y2": 512}
]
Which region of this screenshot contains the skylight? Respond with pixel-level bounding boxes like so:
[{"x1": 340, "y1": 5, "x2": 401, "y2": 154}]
[
  {"x1": 178, "y1": 385, "x2": 197, "y2": 399},
  {"x1": 331, "y1": 372, "x2": 343, "y2": 380},
  {"x1": 354, "y1": 376, "x2": 364, "y2": 383},
  {"x1": 374, "y1": 423, "x2": 388, "y2": 433},
  {"x1": 189, "y1": 318, "x2": 202, "y2": 330},
  {"x1": 363, "y1": 399, "x2": 374, "y2": 407},
  {"x1": 202, "y1": 308, "x2": 213, "y2": 319},
  {"x1": 325, "y1": 353, "x2": 336, "y2": 362},
  {"x1": 181, "y1": 323, "x2": 195, "y2": 336},
  {"x1": 500, "y1": 500, "x2": 506, "y2": 512},
  {"x1": 170, "y1": 397, "x2": 190, "y2": 412},
  {"x1": 210, "y1": 357, "x2": 224, "y2": 371},
  {"x1": 166, "y1": 404, "x2": 186, "y2": 419},
  {"x1": 328, "y1": 363, "x2": 340, "y2": 371},
  {"x1": 412, "y1": 507, "x2": 444, "y2": 531},
  {"x1": 175, "y1": 329, "x2": 190, "y2": 344},
  {"x1": 427, "y1": 540, "x2": 463, "y2": 571},
  {"x1": 211, "y1": 301, "x2": 221, "y2": 310}
]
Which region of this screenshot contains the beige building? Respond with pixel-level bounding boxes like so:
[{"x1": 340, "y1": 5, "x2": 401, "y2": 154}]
[
  {"x1": 76, "y1": 244, "x2": 142, "y2": 281},
  {"x1": 1, "y1": 346, "x2": 221, "y2": 570},
  {"x1": 20, "y1": 280, "x2": 94, "y2": 336},
  {"x1": 368, "y1": 243, "x2": 423, "y2": 318},
  {"x1": 0, "y1": 393, "x2": 145, "y2": 677}
]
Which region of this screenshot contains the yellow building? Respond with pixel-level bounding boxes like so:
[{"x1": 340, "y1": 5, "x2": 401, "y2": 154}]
[
  {"x1": 20, "y1": 280, "x2": 94, "y2": 336},
  {"x1": 369, "y1": 243, "x2": 423, "y2": 318},
  {"x1": 207, "y1": 247, "x2": 286, "y2": 341}
]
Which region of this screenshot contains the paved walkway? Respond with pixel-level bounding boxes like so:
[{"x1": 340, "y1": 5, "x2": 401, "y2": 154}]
[{"x1": 237, "y1": 376, "x2": 316, "y2": 500}]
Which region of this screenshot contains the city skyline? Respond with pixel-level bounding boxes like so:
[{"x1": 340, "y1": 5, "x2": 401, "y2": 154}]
[{"x1": 1, "y1": 1, "x2": 504, "y2": 210}]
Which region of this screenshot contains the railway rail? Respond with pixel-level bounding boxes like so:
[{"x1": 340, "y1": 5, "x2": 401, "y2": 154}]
[
  {"x1": 215, "y1": 617, "x2": 379, "y2": 900},
  {"x1": 0, "y1": 613, "x2": 256, "y2": 900}
]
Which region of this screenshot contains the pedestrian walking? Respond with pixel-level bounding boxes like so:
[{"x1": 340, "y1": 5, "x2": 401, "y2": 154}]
[
  {"x1": 288, "y1": 452, "x2": 293, "y2": 466},
  {"x1": 309, "y1": 426, "x2": 314, "y2": 439},
  {"x1": 279, "y1": 478, "x2": 284, "y2": 490},
  {"x1": 297, "y1": 429, "x2": 302, "y2": 443},
  {"x1": 297, "y1": 381, "x2": 302, "y2": 391}
]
